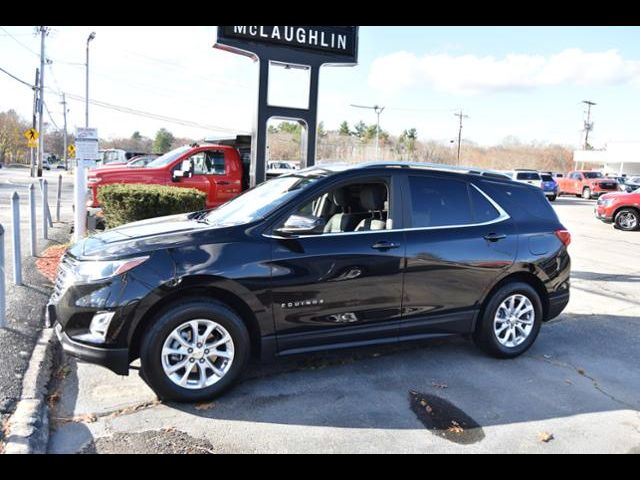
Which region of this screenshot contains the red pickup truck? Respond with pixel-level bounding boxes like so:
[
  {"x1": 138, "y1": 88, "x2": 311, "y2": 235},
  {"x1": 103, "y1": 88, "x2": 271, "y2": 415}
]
[
  {"x1": 557, "y1": 170, "x2": 620, "y2": 199},
  {"x1": 87, "y1": 143, "x2": 249, "y2": 209}
]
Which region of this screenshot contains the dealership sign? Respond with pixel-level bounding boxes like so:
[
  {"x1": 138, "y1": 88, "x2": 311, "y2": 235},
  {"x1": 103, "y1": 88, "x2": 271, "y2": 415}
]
[
  {"x1": 218, "y1": 26, "x2": 358, "y2": 60},
  {"x1": 214, "y1": 26, "x2": 359, "y2": 187}
]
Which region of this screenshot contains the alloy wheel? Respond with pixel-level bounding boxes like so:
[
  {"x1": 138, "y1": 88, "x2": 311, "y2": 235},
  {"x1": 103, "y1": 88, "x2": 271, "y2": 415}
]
[
  {"x1": 161, "y1": 319, "x2": 235, "y2": 390},
  {"x1": 493, "y1": 294, "x2": 535, "y2": 348}
]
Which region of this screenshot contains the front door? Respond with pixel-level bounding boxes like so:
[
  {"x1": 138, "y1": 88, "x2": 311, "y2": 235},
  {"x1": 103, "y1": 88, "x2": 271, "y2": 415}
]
[{"x1": 267, "y1": 176, "x2": 405, "y2": 354}]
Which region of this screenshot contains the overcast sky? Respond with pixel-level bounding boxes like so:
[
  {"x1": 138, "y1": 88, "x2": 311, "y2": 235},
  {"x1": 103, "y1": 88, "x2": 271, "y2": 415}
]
[{"x1": 1, "y1": 26, "x2": 639, "y2": 148}]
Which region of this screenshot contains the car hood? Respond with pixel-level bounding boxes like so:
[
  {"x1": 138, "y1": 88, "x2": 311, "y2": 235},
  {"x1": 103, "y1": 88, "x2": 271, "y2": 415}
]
[
  {"x1": 89, "y1": 166, "x2": 161, "y2": 179},
  {"x1": 68, "y1": 212, "x2": 232, "y2": 259},
  {"x1": 600, "y1": 191, "x2": 637, "y2": 201}
]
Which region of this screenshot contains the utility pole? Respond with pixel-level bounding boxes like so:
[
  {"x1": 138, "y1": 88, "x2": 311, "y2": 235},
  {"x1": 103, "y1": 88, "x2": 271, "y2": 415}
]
[
  {"x1": 61, "y1": 93, "x2": 68, "y2": 170},
  {"x1": 350, "y1": 104, "x2": 385, "y2": 160},
  {"x1": 30, "y1": 68, "x2": 39, "y2": 177},
  {"x1": 454, "y1": 110, "x2": 469, "y2": 165},
  {"x1": 582, "y1": 100, "x2": 596, "y2": 150},
  {"x1": 36, "y1": 26, "x2": 49, "y2": 178}
]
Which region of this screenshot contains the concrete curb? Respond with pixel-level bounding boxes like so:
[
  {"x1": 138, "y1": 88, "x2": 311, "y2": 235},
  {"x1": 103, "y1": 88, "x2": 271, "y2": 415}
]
[{"x1": 3, "y1": 328, "x2": 57, "y2": 454}]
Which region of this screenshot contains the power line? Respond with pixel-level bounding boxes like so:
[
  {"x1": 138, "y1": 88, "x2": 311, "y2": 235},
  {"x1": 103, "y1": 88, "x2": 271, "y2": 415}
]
[
  {"x1": 0, "y1": 65, "x2": 34, "y2": 88},
  {"x1": 43, "y1": 101, "x2": 60, "y2": 130},
  {"x1": 0, "y1": 26, "x2": 40, "y2": 57},
  {"x1": 64, "y1": 93, "x2": 249, "y2": 134}
]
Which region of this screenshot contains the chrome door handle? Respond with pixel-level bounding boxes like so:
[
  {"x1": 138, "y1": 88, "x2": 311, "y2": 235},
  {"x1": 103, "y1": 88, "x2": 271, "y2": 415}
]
[{"x1": 371, "y1": 241, "x2": 400, "y2": 250}]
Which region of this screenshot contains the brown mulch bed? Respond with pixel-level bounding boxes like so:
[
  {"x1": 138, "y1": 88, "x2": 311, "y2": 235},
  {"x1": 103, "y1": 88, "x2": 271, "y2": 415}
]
[{"x1": 35, "y1": 245, "x2": 68, "y2": 282}]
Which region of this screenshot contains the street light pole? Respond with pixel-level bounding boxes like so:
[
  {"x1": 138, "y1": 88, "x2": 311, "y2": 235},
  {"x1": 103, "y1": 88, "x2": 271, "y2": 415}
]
[
  {"x1": 85, "y1": 32, "x2": 96, "y2": 128},
  {"x1": 350, "y1": 104, "x2": 385, "y2": 160}
]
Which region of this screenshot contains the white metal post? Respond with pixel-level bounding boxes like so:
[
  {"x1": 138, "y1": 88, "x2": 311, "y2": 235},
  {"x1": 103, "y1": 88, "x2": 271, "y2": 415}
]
[
  {"x1": 11, "y1": 192, "x2": 22, "y2": 286},
  {"x1": 74, "y1": 159, "x2": 87, "y2": 242},
  {"x1": 42, "y1": 179, "x2": 48, "y2": 239},
  {"x1": 29, "y1": 184, "x2": 37, "y2": 256},
  {"x1": 0, "y1": 224, "x2": 5, "y2": 329},
  {"x1": 56, "y1": 174, "x2": 62, "y2": 222}
]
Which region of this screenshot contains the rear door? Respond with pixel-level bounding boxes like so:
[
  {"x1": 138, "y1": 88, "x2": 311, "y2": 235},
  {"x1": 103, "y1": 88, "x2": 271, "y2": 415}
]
[{"x1": 400, "y1": 174, "x2": 517, "y2": 338}]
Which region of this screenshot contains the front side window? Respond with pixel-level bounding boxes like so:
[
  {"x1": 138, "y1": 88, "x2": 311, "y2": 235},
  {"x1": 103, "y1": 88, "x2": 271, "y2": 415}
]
[
  {"x1": 408, "y1": 176, "x2": 473, "y2": 228},
  {"x1": 282, "y1": 181, "x2": 391, "y2": 235}
]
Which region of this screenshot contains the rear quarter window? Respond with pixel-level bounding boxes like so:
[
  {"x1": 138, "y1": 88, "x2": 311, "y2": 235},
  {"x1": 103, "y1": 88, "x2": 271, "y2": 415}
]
[{"x1": 478, "y1": 179, "x2": 559, "y2": 222}]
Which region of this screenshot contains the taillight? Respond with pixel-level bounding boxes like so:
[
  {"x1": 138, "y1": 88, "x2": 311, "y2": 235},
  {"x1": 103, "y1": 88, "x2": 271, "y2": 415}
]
[{"x1": 555, "y1": 229, "x2": 571, "y2": 247}]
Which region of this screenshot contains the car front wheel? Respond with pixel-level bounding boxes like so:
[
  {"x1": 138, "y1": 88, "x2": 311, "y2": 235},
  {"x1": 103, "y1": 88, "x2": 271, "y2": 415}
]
[
  {"x1": 614, "y1": 208, "x2": 640, "y2": 231},
  {"x1": 140, "y1": 299, "x2": 250, "y2": 402},
  {"x1": 473, "y1": 282, "x2": 543, "y2": 358},
  {"x1": 582, "y1": 187, "x2": 592, "y2": 199}
]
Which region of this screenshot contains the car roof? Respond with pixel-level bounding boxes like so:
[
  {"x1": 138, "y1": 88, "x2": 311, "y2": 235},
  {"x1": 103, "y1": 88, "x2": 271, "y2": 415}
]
[{"x1": 297, "y1": 161, "x2": 517, "y2": 182}]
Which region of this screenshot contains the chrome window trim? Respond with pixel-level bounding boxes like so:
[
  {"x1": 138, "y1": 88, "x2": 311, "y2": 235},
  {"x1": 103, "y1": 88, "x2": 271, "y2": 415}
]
[{"x1": 263, "y1": 183, "x2": 510, "y2": 240}]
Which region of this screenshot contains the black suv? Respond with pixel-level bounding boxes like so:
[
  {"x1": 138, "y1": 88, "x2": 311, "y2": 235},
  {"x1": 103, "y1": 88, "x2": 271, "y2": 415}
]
[{"x1": 49, "y1": 163, "x2": 571, "y2": 402}]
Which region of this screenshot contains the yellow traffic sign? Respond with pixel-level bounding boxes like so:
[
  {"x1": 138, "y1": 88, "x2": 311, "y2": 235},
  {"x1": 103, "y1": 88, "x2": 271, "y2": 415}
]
[
  {"x1": 24, "y1": 128, "x2": 39, "y2": 142},
  {"x1": 27, "y1": 139, "x2": 38, "y2": 149},
  {"x1": 68, "y1": 144, "x2": 76, "y2": 157}
]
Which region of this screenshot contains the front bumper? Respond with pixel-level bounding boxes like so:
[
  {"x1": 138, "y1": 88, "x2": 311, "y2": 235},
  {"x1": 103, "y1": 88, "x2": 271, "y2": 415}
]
[
  {"x1": 594, "y1": 205, "x2": 613, "y2": 223},
  {"x1": 54, "y1": 322, "x2": 130, "y2": 375}
]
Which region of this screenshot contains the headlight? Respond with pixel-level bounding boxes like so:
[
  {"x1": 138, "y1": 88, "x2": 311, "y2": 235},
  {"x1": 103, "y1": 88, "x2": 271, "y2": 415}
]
[
  {"x1": 74, "y1": 256, "x2": 149, "y2": 282},
  {"x1": 600, "y1": 198, "x2": 614, "y2": 207}
]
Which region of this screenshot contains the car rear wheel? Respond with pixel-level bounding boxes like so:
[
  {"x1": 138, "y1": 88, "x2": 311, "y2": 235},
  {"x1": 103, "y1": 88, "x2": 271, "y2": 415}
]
[
  {"x1": 473, "y1": 282, "x2": 542, "y2": 358},
  {"x1": 614, "y1": 208, "x2": 640, "y2": 231},
  {"x1": 139, "y1": 299, "x2": 250, "y2": 402},
  {"x1": 582, "y1": 187, "x2": 592, "y2": 199}
]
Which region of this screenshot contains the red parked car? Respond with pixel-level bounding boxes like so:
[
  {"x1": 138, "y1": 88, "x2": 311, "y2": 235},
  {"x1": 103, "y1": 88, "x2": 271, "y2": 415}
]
[
  {"x1": 595, "y1": 188, "x2": 640, "y2": 231},
  {"x1": 557, "y1": 170, "x2": 620, "y2": 199},
  {"x1": 87, "y1": 144, "x2": 246, "y2": 209}
]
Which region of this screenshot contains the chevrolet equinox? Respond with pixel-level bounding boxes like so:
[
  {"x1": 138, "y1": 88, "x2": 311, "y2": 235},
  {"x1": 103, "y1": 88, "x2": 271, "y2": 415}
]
[{"x1": 49, "y1": 163, "x2": 571, "y2": 402}]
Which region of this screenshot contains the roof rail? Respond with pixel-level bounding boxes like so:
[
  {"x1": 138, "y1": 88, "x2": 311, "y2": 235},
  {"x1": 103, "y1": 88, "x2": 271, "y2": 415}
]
[{"x1": 359, "y1": 161, "x2": 510, "y2": 178}]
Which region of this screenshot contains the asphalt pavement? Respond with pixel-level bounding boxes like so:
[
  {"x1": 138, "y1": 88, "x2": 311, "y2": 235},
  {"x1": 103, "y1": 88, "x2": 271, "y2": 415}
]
[
  {"x1": 46, "y1": 194, "x2": 640, "y2": 453},
  {"x1": 0, "y1": 167, "x2": 74, "y2": 446}
]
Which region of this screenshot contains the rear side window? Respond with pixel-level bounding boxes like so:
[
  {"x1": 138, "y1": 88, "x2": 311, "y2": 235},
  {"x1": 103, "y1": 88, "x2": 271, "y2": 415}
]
[
  {"x1": 516, "y1": 172, "x2": 540, "y2": 181},
  {"x1": 408, "y1": 176, "x2": 472, "y2": 227},
  {"x1": 469, "y1": 185, "x2": 500, "y2": 223},
  {"x1": 479, "y1": 180, "x2": 558, "y2": 221}
]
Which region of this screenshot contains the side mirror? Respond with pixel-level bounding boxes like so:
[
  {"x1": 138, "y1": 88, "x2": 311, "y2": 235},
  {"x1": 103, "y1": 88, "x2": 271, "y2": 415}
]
[
  {"x1": 172, "y1": 160, "x2": 193, "y2": 182},
  {"x1": 274, "y1": 214, "x2": 326, "y2": 237}
]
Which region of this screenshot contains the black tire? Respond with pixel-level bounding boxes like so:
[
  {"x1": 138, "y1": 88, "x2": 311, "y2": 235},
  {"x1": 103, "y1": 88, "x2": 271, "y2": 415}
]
[
  {"x1": 548, "y1": 195, "x2": 557, "y2": 202},
  {"x1": 614, "y1": 208, "x2": 640, "y2": 232},
  {"x1": 582, "y1": 187, "x2": 591, "y2": 199},
  {"x1": 473, "y1": 282, "x2": 543, "y2": 359},
  {"x1": 139, "y1": 298, "x2": 250, "y2": 402}
]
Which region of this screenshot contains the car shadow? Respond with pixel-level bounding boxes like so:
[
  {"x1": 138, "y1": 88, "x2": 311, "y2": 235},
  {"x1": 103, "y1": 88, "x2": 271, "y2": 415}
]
[
  {"x1": 164, "y1": 312, "x2": 639, "y2": 433},
  {"x1": 572, "y1": 270, "x2": 640, "y2": 283}
]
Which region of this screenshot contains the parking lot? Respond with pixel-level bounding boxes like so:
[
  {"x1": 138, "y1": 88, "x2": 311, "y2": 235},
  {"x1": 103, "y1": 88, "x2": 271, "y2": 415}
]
[{"x1": 47, "y1": 196, "x2": 640, "y2": 454}]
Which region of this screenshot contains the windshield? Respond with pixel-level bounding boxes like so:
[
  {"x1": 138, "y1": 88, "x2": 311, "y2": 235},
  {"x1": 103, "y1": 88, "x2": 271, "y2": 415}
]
[
  {"x1": 541, "y1": 174, "x2": 553, "y2": 182},
  {"x1": 583, "y1": 172, "x2": 604, "y2": 179},
  {"x1": 204, "y1": 172, "x2": 328, "y2": 226},
  {"x1": 146, "y1": 146, "x2": 191, "y2": 168}
]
